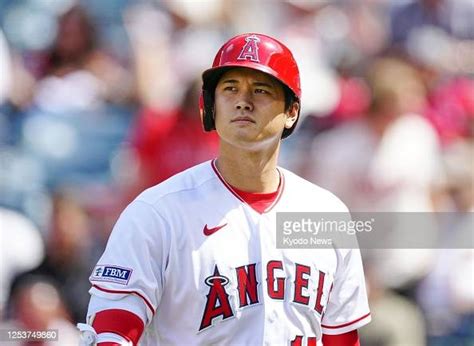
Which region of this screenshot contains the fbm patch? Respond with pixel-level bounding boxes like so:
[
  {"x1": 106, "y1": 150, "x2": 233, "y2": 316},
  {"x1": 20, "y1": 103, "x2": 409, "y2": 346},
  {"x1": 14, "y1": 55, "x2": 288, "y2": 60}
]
[{"x1": 90, "y1": 265, "x2": 132, "y2": 285}]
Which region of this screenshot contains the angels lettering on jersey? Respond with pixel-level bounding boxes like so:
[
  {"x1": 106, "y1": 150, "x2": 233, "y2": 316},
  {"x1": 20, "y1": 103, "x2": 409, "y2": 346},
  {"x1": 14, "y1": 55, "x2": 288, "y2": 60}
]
[{"x1": 200, "y1": 261, "x2": 332, "y2": 332}]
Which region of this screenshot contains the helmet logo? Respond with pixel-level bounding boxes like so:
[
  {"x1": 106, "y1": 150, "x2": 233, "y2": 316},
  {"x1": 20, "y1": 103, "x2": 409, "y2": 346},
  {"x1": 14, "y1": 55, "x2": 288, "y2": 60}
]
[{"x1": 237, "y1": 35, "x2": 260, "y2": 63}]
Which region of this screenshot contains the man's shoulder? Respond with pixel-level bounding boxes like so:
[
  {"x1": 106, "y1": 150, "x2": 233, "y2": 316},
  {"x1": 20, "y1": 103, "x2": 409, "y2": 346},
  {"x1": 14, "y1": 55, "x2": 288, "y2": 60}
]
[
  {"x1": 280, "y1": 168, "x2": 349, "y2": 213},
  {"x1": 135, "y1": 160, "x2": 216, "y2": 207}
]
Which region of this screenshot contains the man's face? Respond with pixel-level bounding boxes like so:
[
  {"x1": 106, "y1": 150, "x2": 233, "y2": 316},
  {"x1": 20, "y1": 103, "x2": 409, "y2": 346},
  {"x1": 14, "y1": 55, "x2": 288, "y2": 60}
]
[{"x1": 214, "y1": 67, "x2": 298, "y2": 150}]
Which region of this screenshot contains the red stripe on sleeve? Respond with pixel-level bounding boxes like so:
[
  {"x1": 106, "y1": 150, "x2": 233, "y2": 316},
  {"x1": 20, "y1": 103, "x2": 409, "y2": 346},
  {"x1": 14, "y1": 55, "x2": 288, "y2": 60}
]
[
  {"x1": 322, "y1": 330, "x2": 360, "y2": 346},
  {"x1": 321, "y1": 312, "x2": 371, "y2": 329},
  {"x1": 93, "y1": 309, "x2": 145, "y2": 346}
]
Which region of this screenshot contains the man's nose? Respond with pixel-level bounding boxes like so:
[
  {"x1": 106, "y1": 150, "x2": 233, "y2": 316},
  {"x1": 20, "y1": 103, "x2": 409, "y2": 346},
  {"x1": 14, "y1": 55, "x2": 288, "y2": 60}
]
[{"x1": 235, "y1": 92, "x2": 254, "y2": 111}]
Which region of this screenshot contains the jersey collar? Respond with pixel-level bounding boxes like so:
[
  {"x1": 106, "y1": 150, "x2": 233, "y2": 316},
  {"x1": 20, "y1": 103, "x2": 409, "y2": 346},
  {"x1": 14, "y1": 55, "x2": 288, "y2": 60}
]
[{"x1": 210, "y1": 159, "x2": 285, "y2": 214}]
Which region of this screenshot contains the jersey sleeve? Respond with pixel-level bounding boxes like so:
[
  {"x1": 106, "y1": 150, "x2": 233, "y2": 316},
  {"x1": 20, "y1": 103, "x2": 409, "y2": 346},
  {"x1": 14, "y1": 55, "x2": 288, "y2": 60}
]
[
  {"x1": 321, "y1": 248, "x2": 371, "y2": 335},
  {"x1": 87, "y1": 294, "x2": 148, "y2": 326},
  {"x1": 88, "y1": 199, "x2": 170, "y2": 323}
]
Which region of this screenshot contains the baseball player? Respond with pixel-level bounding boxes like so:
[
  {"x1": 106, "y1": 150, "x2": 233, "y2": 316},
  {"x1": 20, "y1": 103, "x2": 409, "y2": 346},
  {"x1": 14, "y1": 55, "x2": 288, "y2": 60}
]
[{"x1": 78, "y1": 33, "x2": 370, "y2": 345}]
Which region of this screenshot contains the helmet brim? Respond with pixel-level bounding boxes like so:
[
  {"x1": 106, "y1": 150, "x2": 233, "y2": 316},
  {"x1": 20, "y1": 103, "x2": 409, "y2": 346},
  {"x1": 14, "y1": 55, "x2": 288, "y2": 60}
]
[{"x1": 202, "y1": 62, "x2": 298, "y2": 100}]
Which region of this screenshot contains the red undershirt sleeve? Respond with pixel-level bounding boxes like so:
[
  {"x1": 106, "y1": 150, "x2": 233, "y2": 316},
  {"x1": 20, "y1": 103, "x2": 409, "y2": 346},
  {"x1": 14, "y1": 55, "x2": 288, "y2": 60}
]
[
  {"x1": 92, "y1": 309, "x2": 145, "y2": 345},
  {"x1": 322, "y1": 330, "x2": 360, "y2": 346}
]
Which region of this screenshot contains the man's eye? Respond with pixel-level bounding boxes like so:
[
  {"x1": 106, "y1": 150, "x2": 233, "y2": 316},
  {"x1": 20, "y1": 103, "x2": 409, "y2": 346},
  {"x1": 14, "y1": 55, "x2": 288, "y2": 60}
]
[
  {"x1": 255, "y1": 89, "x2": 269, "y2": 94},
  {"x1": 224, "y1": 86, "x2": 236, "y2": 91}
]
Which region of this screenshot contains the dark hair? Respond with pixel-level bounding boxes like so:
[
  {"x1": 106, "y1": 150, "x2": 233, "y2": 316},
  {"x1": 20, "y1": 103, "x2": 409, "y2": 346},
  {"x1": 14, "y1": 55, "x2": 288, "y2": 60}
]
[
  {"x1": 47, "y1": 5, "x2": 97, "y2": 73},
  {"x1": 282, "y1": 84, "x2": 297, "y2": 112}
]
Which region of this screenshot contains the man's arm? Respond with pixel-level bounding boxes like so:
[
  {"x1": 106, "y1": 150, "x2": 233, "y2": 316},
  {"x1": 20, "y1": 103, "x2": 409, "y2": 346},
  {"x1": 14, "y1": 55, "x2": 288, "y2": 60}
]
[
  {"x1": 78, "y1": 301, "x2": 145, "y2": 346},
  {"x1": 92, "y1": 309, "x2": 144, "y2": 345},
  {"x1": 78, "y1": 200, "x2": 169, "y2": 345}
]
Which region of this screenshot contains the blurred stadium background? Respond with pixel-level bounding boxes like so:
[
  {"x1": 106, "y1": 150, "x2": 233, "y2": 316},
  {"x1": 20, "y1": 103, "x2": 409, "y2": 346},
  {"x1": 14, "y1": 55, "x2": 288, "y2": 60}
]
[{"x1": 0, "y1": 0, "x2": 472, "y2": 345}]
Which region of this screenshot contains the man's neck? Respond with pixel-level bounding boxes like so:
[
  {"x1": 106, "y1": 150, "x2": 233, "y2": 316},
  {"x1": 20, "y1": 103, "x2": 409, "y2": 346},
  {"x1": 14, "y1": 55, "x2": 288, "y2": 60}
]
[{"x1": 216, "y1": 143, "x2": 281, "y2": 193}]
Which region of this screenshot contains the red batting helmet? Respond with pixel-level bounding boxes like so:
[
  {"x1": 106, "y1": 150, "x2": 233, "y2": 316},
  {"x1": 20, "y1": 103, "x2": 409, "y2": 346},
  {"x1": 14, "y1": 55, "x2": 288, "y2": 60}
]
[{"x1": 201, "y1": 33, "x2": 301, "y2": 139}]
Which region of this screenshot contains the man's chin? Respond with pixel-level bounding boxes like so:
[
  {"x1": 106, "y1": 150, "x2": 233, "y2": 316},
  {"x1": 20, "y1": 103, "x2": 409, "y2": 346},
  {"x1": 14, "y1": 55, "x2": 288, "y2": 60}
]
[{"x1": 230, "y1": 135, "x2": 280, "y2": 152}]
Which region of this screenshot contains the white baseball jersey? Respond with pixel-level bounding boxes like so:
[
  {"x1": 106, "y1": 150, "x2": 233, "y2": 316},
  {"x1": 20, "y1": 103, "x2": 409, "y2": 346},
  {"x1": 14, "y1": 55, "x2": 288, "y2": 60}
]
[{"x1": 87, "y1": 160, "x2": 370, "y2": 345}]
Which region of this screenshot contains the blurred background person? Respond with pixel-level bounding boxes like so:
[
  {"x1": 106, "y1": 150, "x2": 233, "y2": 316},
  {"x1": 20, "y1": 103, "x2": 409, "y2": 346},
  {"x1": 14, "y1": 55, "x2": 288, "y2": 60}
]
[
  {"x1": 360, "y1": 261, "x2": 427, "y2": 346},
  {"x1": 297, "y1": 56, "x2": 444, "y2": 213},
  {"x1": 31, "y1": 5, "x2": 135, "y2": 114},
  {"x1": 0, "y1": 207, "x2": 44, "y2": 319},
  {"x1": 416, "y1": 134, "x2": 474, "y2": 345},
  {"x1": 128, "y1": 78, "x2": 219, "y2": 196},
  {"x1": 2, "y1": 275, "x2": 79, "y2": 345},
  {"x1": 9, "y1": 191, "x2": 96, "y2": 324}
]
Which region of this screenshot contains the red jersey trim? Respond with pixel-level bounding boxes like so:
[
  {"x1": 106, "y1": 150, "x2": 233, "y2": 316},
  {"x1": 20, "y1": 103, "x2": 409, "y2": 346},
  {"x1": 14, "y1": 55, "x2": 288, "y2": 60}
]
[
  {"x1": 91, "y1": 284, "x2": 156, "y2": 315},
  {"x1": 93, "y1": 309, "x2": 144, "y2": 345},
  {"x1": 211, "y1": 159, "x2": 244, "y2": 203},
  {"x1": 210, "y1": 159, "x2": 285, "y2": 214},
  {"x1": 322, "y1": 330, "x2": 360, "y2": 346},
  {"x1": 321, "y1": 312, "x2": 371, "y2": 329},
  {"x1": 267, "y1": 171, "x2": 284, "y2": 212}
]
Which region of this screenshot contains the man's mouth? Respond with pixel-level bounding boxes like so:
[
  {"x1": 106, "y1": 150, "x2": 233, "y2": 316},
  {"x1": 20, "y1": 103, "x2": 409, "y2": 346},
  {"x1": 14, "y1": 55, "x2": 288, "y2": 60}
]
[{"x1": 231, "y1": 116, "x2": 256, "y2": 123}]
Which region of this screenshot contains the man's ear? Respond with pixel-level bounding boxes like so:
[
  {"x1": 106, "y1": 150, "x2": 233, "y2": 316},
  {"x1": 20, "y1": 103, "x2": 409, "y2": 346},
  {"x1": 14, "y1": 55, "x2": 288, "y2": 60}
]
[{"x1": 284, "y1": 102, "x2": 299, "y2": 129}]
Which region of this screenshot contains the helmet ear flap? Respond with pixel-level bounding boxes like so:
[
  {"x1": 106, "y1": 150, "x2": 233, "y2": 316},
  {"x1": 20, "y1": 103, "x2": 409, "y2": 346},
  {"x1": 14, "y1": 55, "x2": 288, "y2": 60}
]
[{"x1": 202, "y1": 89, "x2": 216, "y2": 131}]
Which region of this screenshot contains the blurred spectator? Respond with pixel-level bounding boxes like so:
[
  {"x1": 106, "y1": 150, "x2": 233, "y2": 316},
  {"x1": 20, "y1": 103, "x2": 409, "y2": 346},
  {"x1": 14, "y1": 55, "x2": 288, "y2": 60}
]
[
  {"x1": 331, "y1": 74, "x2": 371, "y2": 123},
  {"x1": 390, "y1": 0, "x2": 474, "y2": 74},
  {"x1": 32, "y1": 5, "x2": 134, "y2": 114},
  {"x1": 124, "y1": 1, "x2": 224, "y2": 110},
  {"x1": 298, "y1": 56, "x2": 443, "y2": 212},
  {"x1": 344, "y1": 0, "x2": 390, "y2": 58},
  {"x1": 129, "y1": 78, "x2": 219, "y2": 193},
  {"x1": 3, "y1": 275, "x2": 79, "y2": 345},
  {"x1": 9, "y1": 191, "x2": 95, "y2": 323},
  {"x1": 360, "y1": 263, "x2": 427, "y2": 346},
  {"x1": 0, "y1": 4, "x2": 135, "y2": 203},
  {"x1": 424, "y1": 77, "x2": 474, "y2": 146},
  {"x1": 123, "y1": 3, "x2": 176, "y2": 110},
  {"x1": 0, "y1": 208, "x2": 44, "y2": 318},
  {"x1": 390, "y1": 0, "x2": 474, "y2": 43},
  {"x1": 280, "y1": 4, "x2": 341, "y2": 119},
  {"x1": 295, "y1": 56, "x2": 440, "y2": 290},
  {"x1": 416, "y1": 138, "x2": 474, "y2": 344},
  {"x1": 442, "y1": 139, "x2": 474, "y2": 212}
]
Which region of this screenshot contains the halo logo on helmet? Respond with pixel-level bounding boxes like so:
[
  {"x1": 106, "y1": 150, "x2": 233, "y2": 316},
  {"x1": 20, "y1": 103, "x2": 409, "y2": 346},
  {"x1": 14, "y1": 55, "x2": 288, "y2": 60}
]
[
  {"x1": 201, "y1": 33, "x2": 301, "y2": 139},
  {"x1": 237, "y1": 35, "x2": 261, "y2": 63}
]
